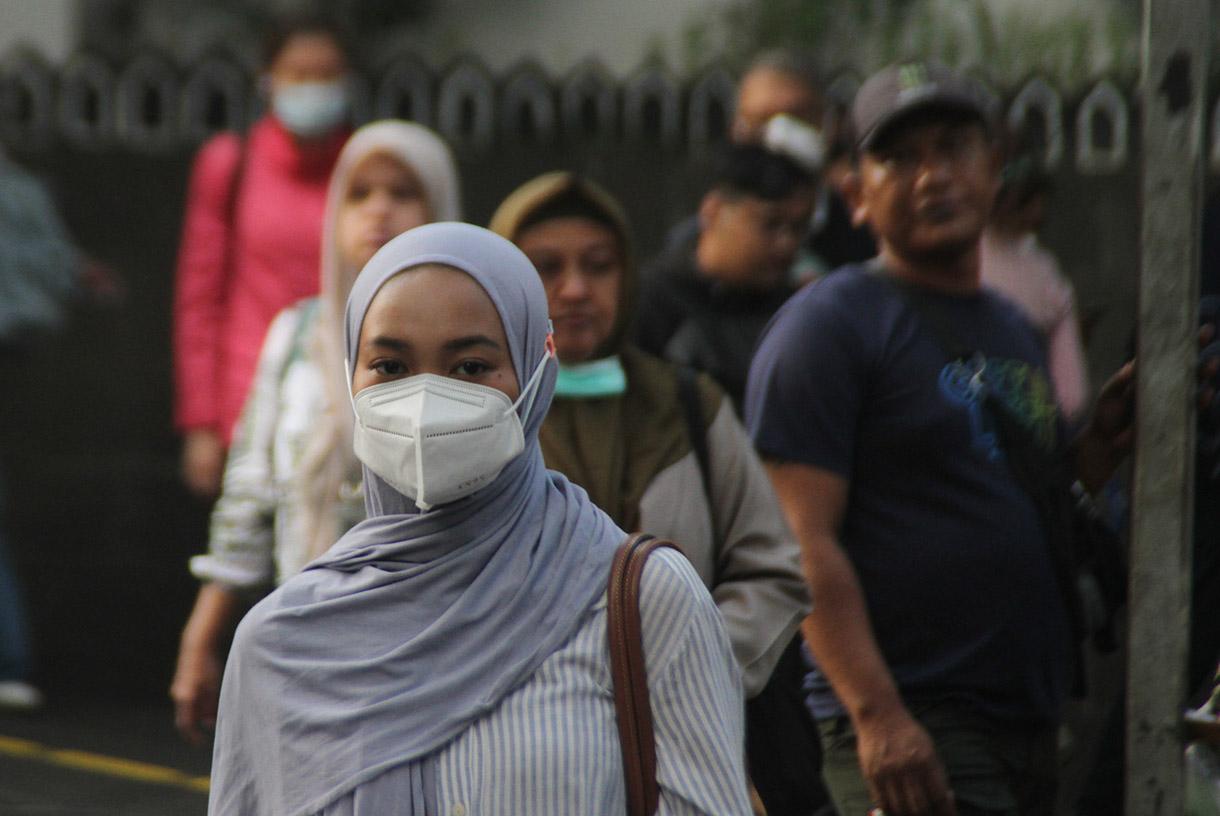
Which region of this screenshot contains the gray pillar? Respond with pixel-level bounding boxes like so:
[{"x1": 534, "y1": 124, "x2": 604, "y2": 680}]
[{"x1": 1130, "y1": 1, "x2": 1207, "y2": 812}]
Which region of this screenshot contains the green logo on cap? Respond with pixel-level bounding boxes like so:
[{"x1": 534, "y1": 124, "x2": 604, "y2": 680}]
[{"x1": 899, "y1": 63, "x2": 928, "y2": 92}]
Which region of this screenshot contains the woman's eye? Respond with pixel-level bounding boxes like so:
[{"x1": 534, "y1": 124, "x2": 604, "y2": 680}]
[
  {"x1": 372, "y1": 359, "x2": 406, "y2": 376},
  {"x1": 584, "y1": 254, "x2": 619, "y2": 276},
  {"x1": 391, "y1": 184, "x2": 422, "y2": 202},
  {"x1": 453, "y1": 360, "x2": 488, "y2": 377},
  {"x1": 531, "y1": 258, "x2": 560, "y2": 280},
  {"x1": 883, "y1": 149, "x2": 912, "y2": 169}
]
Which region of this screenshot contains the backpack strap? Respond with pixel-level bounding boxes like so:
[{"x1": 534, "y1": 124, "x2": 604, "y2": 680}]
[
  {"x1": 676, "y1": 366, "x2": 724, "y2": 584},
  {"x1": 675, "y1": 366, "x2": 713, "y2": 506},
  {"x1": 220, "y1": 132, "x2": 249, "y2": 287}
]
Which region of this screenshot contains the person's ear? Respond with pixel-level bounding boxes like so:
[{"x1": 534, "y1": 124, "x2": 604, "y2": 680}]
[
  {"x1": 699, "y1": 192, "x2": 723, "y2": 231},
  {"x1": 842, "y1": 167, "x2": 869, "y2": 229}
]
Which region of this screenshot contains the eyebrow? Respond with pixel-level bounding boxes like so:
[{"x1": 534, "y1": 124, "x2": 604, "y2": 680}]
[
  {"x1": 364, "y1": 334, "x2": 502, "y2": 353},
  {"x1": 442, "y1": 334, "x2": 502, "y2": 353},
  {"x1": 366, "y1": 335, "x2": 412, "y2": 353}
]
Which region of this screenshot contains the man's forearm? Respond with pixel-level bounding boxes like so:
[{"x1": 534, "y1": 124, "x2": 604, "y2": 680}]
[{"x1": 801, "y1": 533, "x2": 907, "y2": 726}]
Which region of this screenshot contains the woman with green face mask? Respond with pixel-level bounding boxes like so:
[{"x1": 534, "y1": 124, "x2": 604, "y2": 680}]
[{"x1": 491, "y1": 174, "x2": 809, "y2": 700}]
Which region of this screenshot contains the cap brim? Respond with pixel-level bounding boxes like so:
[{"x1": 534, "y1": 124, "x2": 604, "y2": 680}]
[{"x1": 857, "y1": 99, "x2": 990, "y2": 154}]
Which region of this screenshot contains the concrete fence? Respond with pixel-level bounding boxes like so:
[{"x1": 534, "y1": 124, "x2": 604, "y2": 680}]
[
  {"x1": 0, "y1": 47, "x2": 1163, "y2": 178},
  {"x1": 0, "y1": 46, "x2": 1169, "y2": 700}
]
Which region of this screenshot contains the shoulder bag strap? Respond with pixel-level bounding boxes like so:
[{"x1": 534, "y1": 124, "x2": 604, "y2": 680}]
[
  {"x1": 872, "y1": 266, "x2": 1058, "y2": 475},
  {"x1": 608, "y1": 532, "x2": 679, "y2": 816},
  {"x1": 220, "y1": 133, "x2": 249, "y2": 289},
  {"x1": 871, "y1": 266, "x2": 1102, "y2": 664},
  {"x1": 871, "y1": 264, "x2": 1054, "y2": 477}
]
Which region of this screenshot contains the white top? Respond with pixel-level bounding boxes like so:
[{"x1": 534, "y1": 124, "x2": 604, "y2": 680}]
[
  {"x1": 191, "y1": 298, "x2": 364, "y2": 587},
  {"x1": 319, "y1": 548, "x2": 753, "y2": 816}
]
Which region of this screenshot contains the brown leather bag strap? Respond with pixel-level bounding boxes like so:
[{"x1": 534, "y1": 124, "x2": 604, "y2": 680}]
[{"x1": 608, "y1": 532, "x2": 678, "y2": 816}]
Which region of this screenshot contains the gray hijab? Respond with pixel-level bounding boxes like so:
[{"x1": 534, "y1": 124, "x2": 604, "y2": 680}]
[{"x1": 208, "y1": 223, "x2": 624, "y2": 816}]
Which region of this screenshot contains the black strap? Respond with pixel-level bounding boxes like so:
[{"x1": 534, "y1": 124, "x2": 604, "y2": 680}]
[
  {"x1": 872, "y1": 266, "x2": 1124, "y2": 688},
  {"x1": 675, "y1": 366, "x2": 724, "y2": 579},
  {"x1": 221, "y1": 133, "x2": 249, "y2": 285},
  {"x1": 675, "y1": 366, "x2": 713, "y2": 505},
  {"x1": 870, "y1": 266, "x2": 1059, "y2": 484}
]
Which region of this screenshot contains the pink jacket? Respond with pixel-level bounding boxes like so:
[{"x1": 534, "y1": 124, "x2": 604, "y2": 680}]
[{"x1": 172, "y1": 116, "x2": 348, "y2": 444}]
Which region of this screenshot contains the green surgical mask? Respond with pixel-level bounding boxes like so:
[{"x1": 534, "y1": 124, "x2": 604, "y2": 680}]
[{"x1": 553, "y1": 355, "x2": 627, "y2": 397}]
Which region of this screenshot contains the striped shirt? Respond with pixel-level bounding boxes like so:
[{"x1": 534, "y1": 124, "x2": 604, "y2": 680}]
[{"x1": 320, "y1": 548, "x2": 752, "y2": 815}]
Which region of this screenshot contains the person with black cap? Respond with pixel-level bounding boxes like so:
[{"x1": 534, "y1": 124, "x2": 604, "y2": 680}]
[{"x1": 745, "y1": 62, "x2": 1136, "y2": 816}]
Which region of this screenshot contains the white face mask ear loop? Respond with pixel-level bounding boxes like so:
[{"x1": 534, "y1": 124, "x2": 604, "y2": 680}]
[
  {"x1": 511, "y1": 324, "x2": 557, "y2": 418},
  {"x1": 343, "y1": 359, "x2": 359, "y2": 416}
]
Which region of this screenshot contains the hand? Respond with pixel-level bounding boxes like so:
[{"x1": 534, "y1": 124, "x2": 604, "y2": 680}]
[
  {"x1": 1072, "y1": 361, "x2": 1136, "y2": 495},
  {"x1": 1190, "y1": 308, "x2": 1220, "y2": 431},
  {"x1": 855, "y1": 709, "x2": 957, "y2": 816},
  {"x1": 170, "y1": 639, "x2": 223, "y2": 745},
  {"x1": 1089, "y1": 360, "x2": 1136, "y2": 451},
  {"x1": 180, "y1": 429, "x2": 225, "y2": 500}
]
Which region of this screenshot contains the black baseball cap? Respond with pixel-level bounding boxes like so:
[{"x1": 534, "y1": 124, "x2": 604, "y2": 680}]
[{"x1": 851, "y1": 61, "x2": 996, "y2": 153}]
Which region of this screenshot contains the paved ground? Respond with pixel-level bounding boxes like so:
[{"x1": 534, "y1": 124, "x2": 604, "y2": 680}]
[{"x1": 0, "y1": 693, "x2": 211, "y2": 815}]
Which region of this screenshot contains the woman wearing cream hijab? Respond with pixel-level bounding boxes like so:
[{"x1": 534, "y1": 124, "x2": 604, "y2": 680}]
[
  {"x1": 492, "y1": 174, "x2": 815, "y2": 814},
  {"x1": 171, "y1": 120, "x2": 461, "y2": 743},
  {"x1": 490, "y1": 173, "x2": 808, "y2": 698}
]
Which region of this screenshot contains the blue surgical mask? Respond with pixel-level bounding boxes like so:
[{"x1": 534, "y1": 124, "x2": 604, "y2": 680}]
[
  {"x1": 270, "y1": 79, "x2": 349, "y2": 139},
  {"x1": 553, "y1": 356, "x2": 627, "y2": 397}
]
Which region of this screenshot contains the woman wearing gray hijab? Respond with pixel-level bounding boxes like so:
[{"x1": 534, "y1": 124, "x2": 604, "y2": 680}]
[{"x1": 208, "y1": 222, "x2": 751, "y2": 815}]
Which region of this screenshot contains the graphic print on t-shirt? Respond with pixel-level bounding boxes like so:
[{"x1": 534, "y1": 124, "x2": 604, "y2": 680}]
[{"x1": 939, "y1": 354, "x2": 1058, "y2": 461}]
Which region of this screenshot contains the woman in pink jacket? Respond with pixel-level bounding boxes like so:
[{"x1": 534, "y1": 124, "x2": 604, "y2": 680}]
[{"x1": 173, "y1": 13, "x2": 353, "y2": 498}]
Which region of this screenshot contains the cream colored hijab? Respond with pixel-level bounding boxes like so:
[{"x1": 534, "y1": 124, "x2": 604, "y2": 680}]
[
  {"x1": 489, "y1": 173, "x2": 717, "y2": 530},
  {"x1": 298, "y1": 120, "x2": 462, "y2": 563}
]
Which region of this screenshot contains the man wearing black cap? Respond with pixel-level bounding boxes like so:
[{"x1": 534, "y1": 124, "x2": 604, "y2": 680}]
[{"x1": 745, "y1": 62, "x2": 1134, "y2": 816}]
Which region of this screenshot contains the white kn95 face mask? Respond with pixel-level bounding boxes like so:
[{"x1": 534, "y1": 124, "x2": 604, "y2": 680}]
[{"x1": 347, "y1": 349, "x2": 551, "y2": 511}]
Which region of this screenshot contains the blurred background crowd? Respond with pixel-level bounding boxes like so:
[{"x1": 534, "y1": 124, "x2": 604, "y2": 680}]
[{"x1": 0, "y1": 0, "x2": 1208, "y2": 812}]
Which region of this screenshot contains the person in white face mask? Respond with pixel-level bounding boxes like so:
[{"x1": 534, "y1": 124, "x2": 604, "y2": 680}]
[
  {"x1": 207, "y1": 222, "x2": 753, "y2": 816},
  {"x1": 261, "y1": 17, "x2": 353, "y2": 142},
  {"x1": 170, "y1": 120, "x2": 461, "y2": 745},
  {"x1": 172, "y1": 13, "x2": 354, "y2": 504}
]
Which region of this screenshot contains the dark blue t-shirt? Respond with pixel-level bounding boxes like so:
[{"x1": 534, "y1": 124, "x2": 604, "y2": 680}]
[{"x1": 745, "y1": 264, "x2": 1072, "y2": 724}]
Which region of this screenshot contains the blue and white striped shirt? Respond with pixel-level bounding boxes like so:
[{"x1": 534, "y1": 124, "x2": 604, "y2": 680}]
[{"x1": 321, "y1": 548, "x2": 752, "y2": 815}]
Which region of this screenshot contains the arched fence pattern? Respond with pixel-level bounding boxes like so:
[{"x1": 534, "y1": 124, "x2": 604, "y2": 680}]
[{"x1": 0, "y1": 47, "x2": 1185, "y2": 175}]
